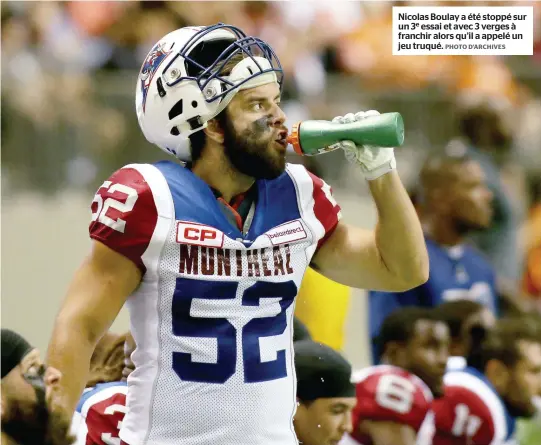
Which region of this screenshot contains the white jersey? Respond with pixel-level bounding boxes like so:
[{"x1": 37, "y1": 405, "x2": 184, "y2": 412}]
[
  {"x1": 89, "y1": 161, "x2": 341, "y2": 445},
  {"x1": 445, "y1": 355, "x2": 467, "y2": 371}
]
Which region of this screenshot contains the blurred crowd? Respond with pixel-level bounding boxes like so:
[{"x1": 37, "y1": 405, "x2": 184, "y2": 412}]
[{"x1": 2, "y1": 1, "x2": 540, "y2": 191}]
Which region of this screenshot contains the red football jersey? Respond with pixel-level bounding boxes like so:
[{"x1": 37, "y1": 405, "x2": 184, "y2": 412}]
[
  {"x1": 343, "y1": 365, "x2": 433, "y2": 445},
  {"x1": 431, "y1": 369, "x2": 514, "y2": 445},
  {"x1": 72, "y1": 383, "x2": 127, "y2": 445}
]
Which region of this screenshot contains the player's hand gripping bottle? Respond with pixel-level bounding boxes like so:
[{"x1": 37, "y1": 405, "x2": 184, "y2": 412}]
[{"x1": 287, "y1": 110, "x2": 403, "y2": 180}]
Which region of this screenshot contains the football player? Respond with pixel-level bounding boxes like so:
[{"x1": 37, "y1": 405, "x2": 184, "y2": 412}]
[
  {"x1": 431, "y1": 317, "x2": 541, "y2": 445},
  {"x1": 433, "y1": 299, "x2": 496, "y2": 371},
  {"x1": 368, "y1": 153, "x2": 497, "y2": 363},
  {"x1": 47, "y1": 23, "x2": 428, "y2": 445},
  {"x1": 73, "y1": 381, "x2": 127, "y2": 445},
  {"x1": 341, "y1": 307, "x2": 450, "y2": 445},
  {"x1": 71, "y1": 332, "x2": 132, "y2": 445},
  {"x1": 293, "y1": 340, "x2": 357, "y2": 445},
  {"x1": 1, "y1": 329, "x2": 73, "y2": 445}
]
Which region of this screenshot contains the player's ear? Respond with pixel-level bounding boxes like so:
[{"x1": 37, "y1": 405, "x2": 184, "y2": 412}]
[
  {"x1": 485, "y1": 358, "x2": 510, "y2": 391},
  {"x1": 204, "y1": 118, "x2": 224, "y2": 144}
]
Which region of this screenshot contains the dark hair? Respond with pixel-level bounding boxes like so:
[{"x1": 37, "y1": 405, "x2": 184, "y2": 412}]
[
  {"x1": 294, "y1": 340, "x2": 354, "y2": 403},
  {"x1": 188, "y1": 52, "x2": 247, "y2": 164},
  {"x1": 433, "y1": 300, "x2": 485, "y2": 340},
  {"x1": 376, "y1": 307, "x2": 437, "y2": 353},
  {"x1": 468, "y1": 317, "x2": 541, "y2": 372}
]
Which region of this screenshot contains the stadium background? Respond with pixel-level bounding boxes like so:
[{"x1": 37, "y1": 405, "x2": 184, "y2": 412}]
[{"x1": 2, "y1": 0, "x2": 541, "y2": 376}]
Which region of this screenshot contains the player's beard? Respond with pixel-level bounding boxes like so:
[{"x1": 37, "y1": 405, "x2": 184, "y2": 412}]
[
  {"x1": 2, "y1": 394, "x2": 74, "y2": 445},
  {"x1": 222, "y1": 114, "x2": 286, "y2": 180},
  {"x1": 2, "y1": 398, "x2": 49, "y2": 445}
]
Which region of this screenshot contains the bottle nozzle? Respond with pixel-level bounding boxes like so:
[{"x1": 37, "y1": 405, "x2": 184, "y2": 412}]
[{"x1": 286, "y1": 123, "x2": 303, "y2": 155}]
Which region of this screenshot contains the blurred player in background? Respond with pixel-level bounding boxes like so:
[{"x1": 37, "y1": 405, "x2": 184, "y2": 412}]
[
  {"x1": 369, "y1": 153, "x2": 496, "y2": 362},
  {"x1": 430, "y1": 317, "x2": 541, "y2": 445},
  {"x1": 455, "y1": 102, "x2": 521, "y2": 290},
  {"x1": 1, "y1": 329, "x2": 74, "y2": 445},
  {"x1": 513, "y1": 315, "x2": 541, "y2": 445},
  {"x1": 455, "y1": 101, "x2": 537, "y2": 317},
  {"x1": 47, "y1": 23, "x2": 428, "y2": 445},
  {"x1": 433, "y1": 299, "x2": 496, "y2": 371},
  {"x1": 341, "y1": 307, "x2": 450, "y2": 445},
  {"x1": 293, "y1": 340, "x2": 357, "y2": 445},
  {"x1": 74, "y1": 381, "x2": 127, "y2": 445}
]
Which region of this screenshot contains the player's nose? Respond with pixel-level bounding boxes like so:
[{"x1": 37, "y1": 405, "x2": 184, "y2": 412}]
[
  {"x1": 45, "y1": 366, "x2": 62, "y2": 385},
  {"x1": 435, "y1": 350, "x2": 448, "y2": 373},
  {"x1": 269, "y1": 103, "x2": 286, "y2": 127},
  {"x1": 340, "y1": 412, "x2": 353, "y2": 434}
]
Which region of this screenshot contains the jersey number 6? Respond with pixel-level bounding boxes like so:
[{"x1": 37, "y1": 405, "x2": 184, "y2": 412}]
[{"x1": 375, "y1": 374, "x2": 415, "y2": 414}]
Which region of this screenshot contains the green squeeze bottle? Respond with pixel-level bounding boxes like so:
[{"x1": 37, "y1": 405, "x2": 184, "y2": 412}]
[{"x1": 286, "y1": 112, "x2": 404, "y2": 156}]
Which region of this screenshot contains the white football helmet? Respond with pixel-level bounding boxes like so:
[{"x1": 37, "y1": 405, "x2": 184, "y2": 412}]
[{"x1": 135, "y1": 23, "x2": 284, "y2": 161}]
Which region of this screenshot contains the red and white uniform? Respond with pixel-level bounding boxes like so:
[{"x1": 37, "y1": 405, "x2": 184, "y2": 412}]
[
  {"x1": 429, "y1": 368, "x2": 515, "y2": 445},
  {"x1": 72, "y1": 383, "x2": 127, "y2": 445},
  {"x1": 340, "y1": 365, "x2": 433, "y2": 445},
  {"x1": 89, "y1": 161, "x2": 341, "y2": 445}
]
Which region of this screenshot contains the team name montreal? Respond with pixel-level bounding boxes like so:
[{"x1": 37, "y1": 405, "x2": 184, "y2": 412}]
[{"x1": 179, "y1": 244, "x2": 294, "y2": 277}]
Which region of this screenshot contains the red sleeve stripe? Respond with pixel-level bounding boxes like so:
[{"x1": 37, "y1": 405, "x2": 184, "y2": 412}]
[
  {"x1": 89, "y1": 167, "x2": 158, "y2": 274},
  {"x1": 306, "y1": 171, "x2": 342, "y2": 250},
  {"x1": 307, "y1": 171, "x2": 341, "y2": 231}
]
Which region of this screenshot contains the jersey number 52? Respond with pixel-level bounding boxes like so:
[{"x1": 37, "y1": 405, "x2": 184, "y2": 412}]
[
  {"x1": 91, "y1": 181, "x2": 138, "y2": 233},
  {"x1": 172, "y1": 278, "x2": 297, "y2": 385}
]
